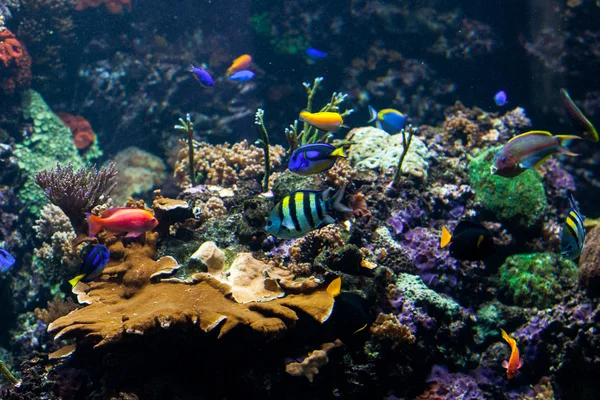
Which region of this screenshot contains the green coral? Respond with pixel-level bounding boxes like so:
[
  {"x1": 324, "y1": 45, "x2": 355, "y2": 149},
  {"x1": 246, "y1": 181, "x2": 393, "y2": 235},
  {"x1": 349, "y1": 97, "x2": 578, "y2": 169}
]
[
  {"x1": 14, "y1": 90, "x2": 99, "y2": 216},
  {"x1": 497, "y1": 253, "x2": 577, "y2": 309},
  {"x1": 467, "y1": 146, "x2": 547, "y2": 229},
  {"x1": 396, "y1": 273, "x2": 464, "y2": 319}
]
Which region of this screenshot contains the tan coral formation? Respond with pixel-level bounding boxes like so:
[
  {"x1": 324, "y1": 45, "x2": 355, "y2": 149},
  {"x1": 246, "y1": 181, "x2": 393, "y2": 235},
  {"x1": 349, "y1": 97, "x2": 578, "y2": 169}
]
[
  {"x1": 370, "y1": 313, "x2": 416, "y2": 348},
  {"x1": 285, "y1": 339, "x2": 343, "y2": 382},
  {"x1": 48, "y1": 235, "x2": 336, "y2": 348}
]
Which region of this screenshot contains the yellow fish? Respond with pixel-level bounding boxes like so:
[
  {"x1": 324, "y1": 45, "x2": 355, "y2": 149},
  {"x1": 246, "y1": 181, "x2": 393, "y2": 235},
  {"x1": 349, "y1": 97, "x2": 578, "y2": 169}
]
[{"x1": 299, "y1": 111, "x2": 346, "y2": 132}]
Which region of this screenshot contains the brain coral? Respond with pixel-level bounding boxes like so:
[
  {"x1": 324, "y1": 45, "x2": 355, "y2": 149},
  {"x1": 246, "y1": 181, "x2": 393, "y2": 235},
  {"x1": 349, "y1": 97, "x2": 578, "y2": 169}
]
[{"x1": 0, "y1": 29, "x2": 32, "y2": 95}]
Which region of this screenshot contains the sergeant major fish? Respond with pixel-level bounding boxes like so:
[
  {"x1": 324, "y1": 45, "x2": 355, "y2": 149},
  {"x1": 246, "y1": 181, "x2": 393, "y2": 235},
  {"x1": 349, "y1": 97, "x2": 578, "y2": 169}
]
[
  {"x1": 266, "y1": 184, "x2": 352, "y2": 239},
  {"x1": 560, "y1": 193, "x2": 586, "y2": 260}
]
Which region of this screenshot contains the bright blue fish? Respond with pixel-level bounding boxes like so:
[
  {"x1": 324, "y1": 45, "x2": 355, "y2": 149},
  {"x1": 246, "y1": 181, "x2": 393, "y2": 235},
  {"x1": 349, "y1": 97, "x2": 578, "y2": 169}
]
[
  {"x1": 266, "y1": 185, "x2": 352, "y2": 239},
  {"x1": 560, "y1": 193, "x2": 586, "y2": 260},
  {"x1": 68, "y1": 244, "x2": 110, "y2": 287},
  {"x1": 306, "y1": 48, "x2": 328, "y2": 60},
  {"x1": 368, "y1": 106, "x2": 407, "y2": 134},
  {"x1": 0, "y1": 249, "x2": 15, "y2": 273},
  {"x1": 494, "y1": 90, "x2": 508, "y2": 106},
  {"x1": 187, "y1": 64, "x2": 214, "y2": 87},
  {"x1": 289, "y1": 143, "x2": 347, "y2": 176},
  {"x1": 229, "y1": 70, "x2": 255, "y2": 82}
]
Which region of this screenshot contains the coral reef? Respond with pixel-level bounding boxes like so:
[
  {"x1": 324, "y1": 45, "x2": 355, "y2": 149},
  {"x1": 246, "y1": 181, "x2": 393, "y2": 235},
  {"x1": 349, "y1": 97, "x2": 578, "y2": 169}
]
[
  {"x1": 370, "y1": 313, "x2": 416, "y2": 348},
  {"x1": 285, "y1": 339, "x2": 342, "y2": 383},
  {"x1": 111, "y1": 147, "x2": 166, "y2": 205},
  {"x1": 56, "y1": 113, "x2": 96, "y2": 151},
  {"x1": 74, "y1": 0, "x2": 131, "y2": 14},
  {"x1": 0, "y1": 28, "x2": 31, "y2": 95}
]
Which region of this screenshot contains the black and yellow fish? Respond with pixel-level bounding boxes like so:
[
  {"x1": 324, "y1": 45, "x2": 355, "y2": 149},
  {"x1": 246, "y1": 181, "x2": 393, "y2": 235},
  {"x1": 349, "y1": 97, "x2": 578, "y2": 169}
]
[
  {"x1": 440, "y1": 220, "x2": 495, "y2": 261},
  {"x1": 560, "y1": 193, "x2": 586, "y2": 260}
]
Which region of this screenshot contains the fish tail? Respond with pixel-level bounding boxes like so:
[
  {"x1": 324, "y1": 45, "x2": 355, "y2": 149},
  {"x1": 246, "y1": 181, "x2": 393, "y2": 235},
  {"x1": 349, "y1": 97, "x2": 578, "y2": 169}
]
[
  {"x1": 186, "y1": 64, "x2": 195, "y2": 72},
  {"x1": 440, "y1": 227, "x2": 452, "y2": 249},
  {"x1": 328, "y1": 184, "x2": 352, "y2": 214},
  {"x1": 556, "y1": 135, "x2": 582, "y2": 156},
  {"x1": 87, "y1": 213, "x2": 103, "y2": 237},
  {"x1": 68, "y1": 274, "x2": 86, "y2": 288},
  {"x1": 500, "y1": 328, "x2": 515, "y2": 347},
  {"x1": 326, "y1": 277, "x2": 341, "y2": 297},
  {"x1": 330, "y1": 146, "x2": 347, "y2": 158},
  {"x1": 368, "y1": 106, "x2": 378, "y2": 123}
]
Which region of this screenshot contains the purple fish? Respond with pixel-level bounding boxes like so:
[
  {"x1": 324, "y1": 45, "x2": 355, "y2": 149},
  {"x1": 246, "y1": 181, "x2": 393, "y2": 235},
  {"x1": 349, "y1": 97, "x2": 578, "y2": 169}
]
[
  {"x1": 229, "y1": 70, "x2": 255, "y2": 82},
  {"x1": 289, "y1": 143, "x2": 346, "y2": 175},
  {"x1": 494, "y1": 90, "x2": 508, "y2": 106},
  {"x1": 306, "y1": 48, "x2": 328, "y2": 60},
  {"x1": 187, "y1": 64, "x2": 214, "y2": 87},
  {"x1": 0, "y1": 249, "x2": 15, "y2": 273},
  {"x1": 491, "y1": 131, "x2": 581, "y2": 178}
]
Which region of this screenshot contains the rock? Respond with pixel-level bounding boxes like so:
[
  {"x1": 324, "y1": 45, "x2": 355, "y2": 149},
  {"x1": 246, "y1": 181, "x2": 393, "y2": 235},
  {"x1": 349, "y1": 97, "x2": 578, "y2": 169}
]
[
  {"x1": 579, "y1": 226, "x2": 600, "y2": 296},
  {"x1": 190, "y1": 241, "x2": 225, "y2": 274}
]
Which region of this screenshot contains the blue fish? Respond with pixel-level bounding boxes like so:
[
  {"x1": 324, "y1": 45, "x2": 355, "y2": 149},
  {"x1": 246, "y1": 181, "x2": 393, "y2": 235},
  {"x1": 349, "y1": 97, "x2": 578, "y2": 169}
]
[
  {"x1": 187, "y1": 64, "x2": 214, "y2": 87},
  {"x1": 368, "y1": 106, "x2": 407, "y2": 134},
  {"x1": 560, "y1": 193, "x2": 586, "y2": 260},
  {"x1": 68, "y1": 244, "x2": 110, "y2": 287},
  {"x1": 289, "y1": 143, "x2": 347, "y2": 176},
  {"x1": 306, "y1": 48, "x2": 328, "y2": 61},
  {"x1": 266, "y1": 185, "x2": 352, "y2": 239},
  {"x1": 494, "y1": 90, "x2": 508, "y2": 106},
  {"x1": 229, "y1": 70, "x2": 255, "y2": 82},
  {"x1": 0, "y1": 249, "x2": 15, "y2": 273}
]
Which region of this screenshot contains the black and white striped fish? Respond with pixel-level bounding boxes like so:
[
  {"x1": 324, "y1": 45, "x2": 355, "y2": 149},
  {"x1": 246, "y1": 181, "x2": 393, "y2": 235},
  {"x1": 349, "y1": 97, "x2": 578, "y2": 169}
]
[
  {"x1": 266, "y1": 184, "x2": 352, "y2": 239},
  {"x1": 560, "y1": 193, "x2": 586, "y2": 260}
]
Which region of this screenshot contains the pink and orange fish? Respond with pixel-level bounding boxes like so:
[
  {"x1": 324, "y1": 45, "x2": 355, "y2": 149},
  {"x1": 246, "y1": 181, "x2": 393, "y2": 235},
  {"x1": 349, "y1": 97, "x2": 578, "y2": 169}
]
[
  {"x1": 500, "y1": 328, "x2": 524, "y2": 379},
  {"x1": 87, "y1": 208, "x2": 158, "y2": 238}
]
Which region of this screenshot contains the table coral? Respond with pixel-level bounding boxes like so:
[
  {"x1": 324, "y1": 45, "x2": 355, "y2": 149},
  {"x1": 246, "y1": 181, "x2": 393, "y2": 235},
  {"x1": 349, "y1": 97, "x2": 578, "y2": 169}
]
[
  {"x1": 0, "y1": 29, "x2": 31, "y2": 95},
  {"x1": 56, "y1": 113, "x2": 96, "y2": 151},
  {"x1": 285, "y1": 339, "x2": 342, "y2": 382}
]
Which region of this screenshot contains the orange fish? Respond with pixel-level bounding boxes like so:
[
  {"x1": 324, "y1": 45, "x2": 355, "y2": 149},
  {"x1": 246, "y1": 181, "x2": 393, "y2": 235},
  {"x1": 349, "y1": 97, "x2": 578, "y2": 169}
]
[
  {"x1": 87, "y1": 208, "x2": 158, "y2": 238},
  {"x1": 500, "y1": 328, "x2": 524, "y2": 379},
  {"x1": 299, "y1": 111, "x2": 346, "y2": 132},
  {"x1": 226, "y1": 54, "x2": 252, "y2": 76}
]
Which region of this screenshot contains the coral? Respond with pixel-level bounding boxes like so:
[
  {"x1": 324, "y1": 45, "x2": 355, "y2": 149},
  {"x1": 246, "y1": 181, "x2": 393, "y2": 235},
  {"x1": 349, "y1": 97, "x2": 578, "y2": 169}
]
[
  {"x1": 34, "y1": 296, "x2": 79, "y2": 325},
  {"x1": 417, "y1": 365, "x2": 485, "y2": 400},
  {"x1": 74, "y1": 0, "x2": 131, "y2": 14},
  {"x1": 285, "y1": 339, "x2": 342, "y2": 382},
  {"x1": 578, "y1": 226, "x2": 600, "y2": 296},
  {"x1": 497, "y1": 253, "x2": 577, "y2": 308},
  {"x1": 34, "y1": 163, "x2": 117, "y2": 232},
  {"x1": 402, "y1": 227, "x2": 458, "y2": 285},
  {"x1": 111, "y1": 147, "x2": 166, "y2": 205},
  {"x1": 323, "y1": 158, "x2": 356, "y2": 188},
  {"x1": 190, "y1": 241, "x2": 225, "y2": 274},
  {"x1": 0, "y1": 29, "x2": 31, "y2": 95},
  {"x1": 173, "y1": 140, "x2": 285, "y2": 187},
  {"x1": 56, "y1": 113, "x2": 96, "y2": 151},
  {"x1": 346, "y1": 127, "x2": 430, "y2": 181},
  {"x1": 288, "y1": 225, "x2": 346, "y2": 265},
  {"x1": 467, "y1": 146, "x2": 547, "y2": 229},
  {"x1": 48, "y1": 233, "x2": 337, "y2": 348},
  {"x1": 369, "y1": 313, "x2": 415, "y2": 348}
]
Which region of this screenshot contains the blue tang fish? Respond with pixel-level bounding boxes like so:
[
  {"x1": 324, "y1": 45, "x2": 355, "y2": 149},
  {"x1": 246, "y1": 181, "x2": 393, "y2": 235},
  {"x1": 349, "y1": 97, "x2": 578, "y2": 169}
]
[
  {"x1": 289, "y1": 143, "x2": 347, "y2": 175},
  {"x1": 266, "y1": 184, "x2": 352, "y2": 239},
  {"x1": 494, "y1": 91, "x2": 508, "y2": 106},
  {"x1": 306, "y1": 48, "x2": 328, "y2": 61},
  {"x1": 68, "y1": 244, "x2": 110, "y2": 287},
  {"x1": 368, "y1": 106, "x2": 407, "y2": 134},
  {"x1": 229, "y1": 70, "x2": 255, "y2": 82},
  {"x1": 0, "y1": 249, "x2": 15, "y2": 273},
  {"x1": 187, "y1": 64, "x2": 214, "y2": 87},
  {"x1": 560, "y1": 193, "x2": 586, "y2": 260}
]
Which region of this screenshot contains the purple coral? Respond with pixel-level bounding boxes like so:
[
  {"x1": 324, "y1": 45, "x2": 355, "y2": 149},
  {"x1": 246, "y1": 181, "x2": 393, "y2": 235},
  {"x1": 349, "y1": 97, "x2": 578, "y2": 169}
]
[
  {"x1": 402, "y1": 227, "x2": 458, "y2": 276},
  {"x1": 425, "y1": 364, "x2": 485, "y2": 400},
  {"x1": 386, "y1": 200, "x2": 424, "y2": 236},
  {"x1": 388, "y1": 290, "x2": 436, "y2": 334}
]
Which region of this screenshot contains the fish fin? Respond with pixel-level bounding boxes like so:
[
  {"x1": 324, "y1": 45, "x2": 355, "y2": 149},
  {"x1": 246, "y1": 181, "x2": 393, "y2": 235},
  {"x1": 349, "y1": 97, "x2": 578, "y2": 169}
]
[
  {"x1": 329, "y1": 184, "x2": 352, "y2": 213},
  {"x1": 319, "y1": 215, "x2": 336, "y2": 228},
  {"x1": 376, "y1": 121, "x2": 383, "y2": 131},
  {"x1": 100, "y1": 207, "x2": 131, "y2": 218},
  {"x1": 556, "y1": 134, "x2": 583, "y2": 151},
  {"x1": 125, "y1": 232, "x2": 142, "y2": 238},
  {"x1": 502, "y1": 360, "x2": 509, "y2": 369},
  {"x1": 507, "y1": 130, "x2": 552, "y2": 143},
  {"x1": 103, "y1": 231, "x2": 120, "y2": 237},
  {"x1": 368, "y1": 106, "x2": 378, "y2": 123},
  {"x1": 440, "y1": 227, "x2": 452, "y2": 249},
  {"x1": 87, "y1": 214, "x2": 103, "y2": 237},
  {"x1": 500, "y1": 328, "x2": 515, "y2": 347},
  {"x1": 186, "y1": 64, "x2": 195, "y2": 72},
  {"x1": 477, "y1": 235, "x2": 484, "y2": 248},
  {"x1": 326, "y1": 277, "x2": 341, "y2": 297},
  {"x1": 68, "y1": 274, "x2": 86, "y2": 288},
  {"x1": 520, "y1": 156, "x2": 546, "y2": 169},
  {"x1": 518, "y1": 357, "x2": 525, "y2": 369},
  {"x1": 561, "y1": 88, "x2": 600, "y2": 142},
  {"x1": 330, "y1": 146, "x2": 347, "y2": 158},
  {"x1": 341, "y1": 124, "x2": 350, "y2": 129},
  {"x1": 533, "y1": 154, "x2": 553, "y2": 167},
  {"x1": 353, "y1": 323, "x2": 369, "y2": 335}
]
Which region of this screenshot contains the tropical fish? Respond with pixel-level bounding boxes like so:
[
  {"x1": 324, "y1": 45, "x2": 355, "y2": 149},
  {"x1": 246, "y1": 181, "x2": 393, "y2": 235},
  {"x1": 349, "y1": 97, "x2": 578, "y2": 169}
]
[
  {"x1": 494, "y1": 90, "x2": 508, "y2": 106},
  {"x1": 560, "y1": 88, "x2": 599, "y2": 142},
  {"x1": 68, "y1": 244, "x2": 110, "y2": 287},
  {"x1": 299, "y1": 111, "x2": 346, "y2": 132},
  {"x1": 288, "y1": 143, "x2": 347, "y2": 175},
  {"x1": 440, "y1": 220, "x2": 495, "y2": 261},
  {"x1": 0, "y1": 249, "x2": 16, "y2": 273},
  {"x1": 560, "y1": 193, "x2": 586, "y2": 260},
  {"x1": 491, "y1": 131, "x2": 581, "y2": 178},
  {"x1": 226, "y1": 54, "x2": 252, "y2": 76},
  {"x1": 327, "y1": 276, "x2": 342, "y2": 297},
  {"x1": 368, "y1": 106, "x2": 407, "y2": 134},
  {"x1": 266, "y1": 184, "x2": 352, "y2": 239},
  {"x1": 187, "y1": 64, "x2": 214, "y2": 87},
  {"x1": 306, "y1": 48, "x2": 328, "y2": 61},
  {"x1": 326, "y1": 277, "x2": 371, "y2": 336},
  {"x1": 87, "y1": 208, "x2": 159, "y2": 238},
  {"x1": 500, "y1": 328, "x2": 524, "y2": 379},
  {"x1": 229, "y1": 70, "x2": 255, "y2": 82}
]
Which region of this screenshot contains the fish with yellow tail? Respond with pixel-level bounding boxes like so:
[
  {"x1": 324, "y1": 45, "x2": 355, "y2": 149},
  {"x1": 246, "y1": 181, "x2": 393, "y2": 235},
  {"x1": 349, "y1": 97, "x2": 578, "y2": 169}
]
[
  {"x1": 299, "y1": 111, "x2": 347, "y2": 132},
  {"x1": 87, "y1": 208, "x2": 158, "y2": 238},
  {"x1": 440, "y1": 220, "x2": 495, "y2": 261},
  {"x1": 560, "y1": 193, "x2": 586, "y2": 260},
  {"x1": 326, "y1": 277, "x2": 370, "y2": 335},
  {"x1": 491, "y1": 131, "x2": 581, "y2": 178},
  {"x1": 500, "y1": 328, "x2": 524, "y2": 379},
  {"x1": 68, "y1": 244, "x2": 110, "y2": 288}
]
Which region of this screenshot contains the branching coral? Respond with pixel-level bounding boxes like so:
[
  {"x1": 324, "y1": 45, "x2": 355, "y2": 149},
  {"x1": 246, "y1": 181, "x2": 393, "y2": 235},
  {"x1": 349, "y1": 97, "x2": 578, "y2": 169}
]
[
  {"x1": 34, "y1": 162, "x2": 117, "y2": 232},
  {"x1": 285, "y1": 339, "x2": 342, "y2": 382}
]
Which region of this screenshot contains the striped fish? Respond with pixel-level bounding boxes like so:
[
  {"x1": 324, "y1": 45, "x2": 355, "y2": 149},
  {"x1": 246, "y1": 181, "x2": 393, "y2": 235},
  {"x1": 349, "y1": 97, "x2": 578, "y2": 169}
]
[
  {"x1": 560, "y1": 193, "x2": 586, "y2": 260},
  {"x1": 266, "y1": 184, "x2": 352, "y2": 239}
]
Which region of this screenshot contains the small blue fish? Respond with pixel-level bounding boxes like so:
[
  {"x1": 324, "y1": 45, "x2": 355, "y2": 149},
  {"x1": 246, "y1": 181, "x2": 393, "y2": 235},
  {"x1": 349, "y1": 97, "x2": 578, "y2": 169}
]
[
  {"x1": 368, "y1": 106, "x2": 407, "y2": 134},
  {"x1": 560, "y1": 193, "x2": 586, "y2": 260},
  {"x1": 306, "y1": 48, "x2": 328, "y2": 61},
  {"x1": 187, "y1": 64, "x2": 214, "y2": 87},
  {"x1": 68, "y1": 244, "x2": 110, "y2": 287},
  {"x1": 229, "y1": 70, "x2": 255, "y2": 82},
  {"x1": 494, "y1": 91, "x2": 508, "y2": 106},
  {"x1": 0, "y1": 249, "x2": 15, "y2": 273},
  {"x1": 289, "y1": 143, "x2": 347, "y2": 175}
]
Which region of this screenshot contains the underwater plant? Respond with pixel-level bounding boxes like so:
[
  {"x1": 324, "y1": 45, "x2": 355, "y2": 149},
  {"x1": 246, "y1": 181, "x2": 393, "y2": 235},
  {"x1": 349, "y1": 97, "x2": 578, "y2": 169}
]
[
  {"x1": 392, "y1": 124, "x2": 417, "y2": 187},
  {"x1": 174, "y1": 113, "x2": 196, "y2": 187},
  {"x1": 0, "y1": 358, "x2": 19, "y2": 387},
  {"x1": 34, "y1": 162, "x2": 118, "y2": 232},
  {"x1": 254, "y1": 108, "x2": 271, "y2": 194}
]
